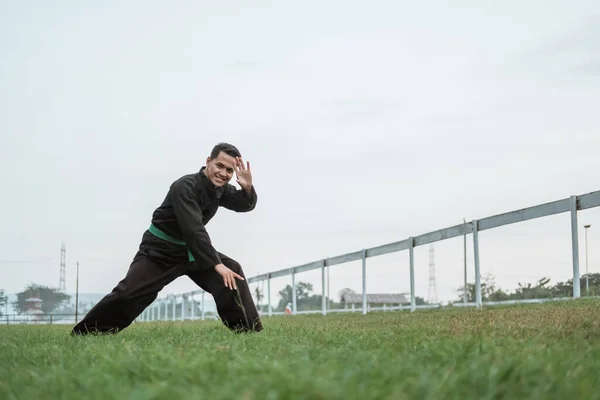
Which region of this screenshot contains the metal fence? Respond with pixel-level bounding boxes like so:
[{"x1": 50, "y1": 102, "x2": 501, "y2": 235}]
[
  {"x1": 1, "y1": 313, "x2": 79, "y2": 325},
  {"x1": 137, "y1": 292, "x2": 220, "y2": 322},
  {"x1": 136, "y1": 189, "x2": 599, "y2": 322}
]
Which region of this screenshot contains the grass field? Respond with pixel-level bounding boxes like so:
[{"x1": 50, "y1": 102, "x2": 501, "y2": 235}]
[{"x1": 2, "y1": 300, "x2": 600, "y2": 399}]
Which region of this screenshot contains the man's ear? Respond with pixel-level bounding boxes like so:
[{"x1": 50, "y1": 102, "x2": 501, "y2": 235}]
[{"x1": 205, "y1": 156, "x2": 211, "y2": 165}]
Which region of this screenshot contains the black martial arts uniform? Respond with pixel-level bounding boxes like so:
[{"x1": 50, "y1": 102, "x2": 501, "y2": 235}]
[{"x1": 72, "y1": 167, "x2": 262, "y2": 334}]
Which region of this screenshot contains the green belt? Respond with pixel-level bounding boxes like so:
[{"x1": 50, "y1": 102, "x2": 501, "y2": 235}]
[{"x1": 148, "y1": 223, "x2": 195, "y2": 262}]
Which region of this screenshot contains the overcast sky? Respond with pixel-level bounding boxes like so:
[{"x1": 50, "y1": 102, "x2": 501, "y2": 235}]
[{"x1": 1, "y1": 1, "x2": 599, "y2": 307}]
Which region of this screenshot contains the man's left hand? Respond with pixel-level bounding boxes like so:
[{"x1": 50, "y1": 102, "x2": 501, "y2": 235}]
[{"x1": 235, "y1": 157, "x2": 253, "y2": 191}]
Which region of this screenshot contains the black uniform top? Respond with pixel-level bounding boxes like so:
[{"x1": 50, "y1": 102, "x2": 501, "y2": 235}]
[{"x1": 144, "y1": 166, "x2": 257, "y2": 269}]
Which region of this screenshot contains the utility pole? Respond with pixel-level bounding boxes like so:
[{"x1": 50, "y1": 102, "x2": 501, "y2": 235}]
[
  {"x1": 75, "y1": 261, "x2": 79, "y2": 323},
  {"x1": 584, "y1": 225, "x2": 591, "y2": 296},
  {"x1": 59, "y1": 243, "x2": 67, "y2": 293}
]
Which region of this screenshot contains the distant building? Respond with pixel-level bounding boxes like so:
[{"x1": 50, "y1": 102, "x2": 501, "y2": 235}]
[
  {"x1": 24, "y1": 291, "x2": 45, "y2": 322},
  {"x1": 340, "y1": 293, "x2": 410, "y2": 310}
]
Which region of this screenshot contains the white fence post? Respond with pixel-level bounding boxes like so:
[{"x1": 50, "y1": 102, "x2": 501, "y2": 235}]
[
  {"x1": 409, "y1": 237, "x2": 416, "y2": 312},
  {"x1": 201, "y1": 291, "x2": 205, "y2": 320},
  {"x1": 190, "y1": 293, "x2": 195, "y2": 320},
  {"x1": 362, "y1": 249, "x2": 367, "y2": 315},
  {"x1": 172, "y1": 296, "x2": 176, "y2": 321},
  {"x1": 181, "y1": 294, "x2": 186, "y2": 321},
  {"x1": 571, "y1": 195, "x2": 581, "y2": 298},
  {"x1": 267, "y1": 275, "x2": 272, "y2": 317},
  {"x1": 292, "y1": 268, "x2": 297, "y2": 315},
  {"x1": 473, "y1": 219, "x2": 482, "y2": 308},
  {"x1": 322, "y1": 260, "x2": 326, "y2": 316}
]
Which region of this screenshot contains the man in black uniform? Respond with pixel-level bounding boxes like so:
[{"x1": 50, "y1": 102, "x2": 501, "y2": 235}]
[{"x1": 72, "y1": 142, "x2": 262, "y2": 335}]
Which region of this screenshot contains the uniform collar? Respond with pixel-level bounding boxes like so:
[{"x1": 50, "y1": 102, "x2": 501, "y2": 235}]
[{"x1": 198, "y1": 166, "x2": 224, "y2": 198}]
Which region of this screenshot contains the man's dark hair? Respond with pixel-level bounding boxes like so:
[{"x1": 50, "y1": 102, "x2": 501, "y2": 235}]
[{"x1": 210, "y1": 142, "x2": 241, "y2": 159}]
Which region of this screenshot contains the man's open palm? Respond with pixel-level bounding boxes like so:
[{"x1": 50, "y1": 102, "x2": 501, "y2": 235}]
[
  {"x1": 214, "y1": 263, "x2": 244, "y2": 290},
  {"x1": 235, "y1": 157, "x2": 252, "y2": 189}
]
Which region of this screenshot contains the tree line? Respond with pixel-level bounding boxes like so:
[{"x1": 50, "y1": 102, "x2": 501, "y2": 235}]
[
  {"x1": 253, "y1": 281, "x2": 426, "y2": 313},
  {"x1": 454, "y1": 272, "x2": 600, "y2": 303}
]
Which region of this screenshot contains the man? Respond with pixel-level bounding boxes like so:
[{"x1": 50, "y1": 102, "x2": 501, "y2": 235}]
[{"x1": 72, "y1": 142, "x2": 262, "y2": 335}]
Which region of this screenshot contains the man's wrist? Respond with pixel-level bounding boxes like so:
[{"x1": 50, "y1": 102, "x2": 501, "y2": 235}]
[{"x1": 242, "y1": 185, "x2": 253, "y2": 196}]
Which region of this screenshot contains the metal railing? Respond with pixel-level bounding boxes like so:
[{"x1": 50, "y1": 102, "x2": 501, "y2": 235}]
[
  {"x1": 1, "y1": 313, "x2": 80, "y2": 325},
  {"x1": 246, "y1": 190, "x2": 600, "y2": 315},
  {"x1": 137, "y1": 292, "x2": 219, "y2": 322},
  {"x1": 137, "y1": 189, "x2": 599, "y2": 322}
]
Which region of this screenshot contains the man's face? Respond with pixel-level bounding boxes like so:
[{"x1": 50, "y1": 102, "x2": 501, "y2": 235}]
[{"x1": 204, "y1": 151, "x2": 236, "y2": 187}]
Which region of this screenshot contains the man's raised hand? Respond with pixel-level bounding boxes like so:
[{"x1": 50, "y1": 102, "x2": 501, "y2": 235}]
[
  {"x1": 235, "y1": 156, "x2": 252, "y2": 191},
  {"x1": 214, "y1": 263, "x2": 244, "y2": 290}
]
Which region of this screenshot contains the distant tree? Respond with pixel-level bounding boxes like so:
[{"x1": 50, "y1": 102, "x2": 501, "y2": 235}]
[
  {"x1": 276, "y1": 281, "x2": 326, "y2": 311},
  {"x1": 296, "y1": 282, "x2": 313, "y2": 299},
  {"x1": 338, "y1": 288, "x2": 356, "y2": 302},
  {"x1": 0, "y1": 289, "x2": 6, "y2": 317},
  {"x1": 254, "y1": 286, "x2": 264, "y2": 311},
  {"x1": 415, "y1": 296, "x2": 427, "y2": 305},
  {"x1": 456, "y1": 272, "x2": 509, "y2": 302},
  {"x1": 455, "y1": 272, "x2": 600, "y2": 304},
  {"x1": 400, "y1": 296, "x2": 427, "y2": 306},
  {"x1": 481, "y1": 272, "x2": 510, "y2": 301},
  {"x1": 12, "y1": 284, "x2": 71, "y2": 314},
  {"x1": 551, "y1": 279, "x2": 572, "y2": 298},
  {"x1": 511, "y1": 277, "x2": 552, "y2": 300},
  {"x1": 550, "y1": 273, "x2": 600, "y2": 297}
]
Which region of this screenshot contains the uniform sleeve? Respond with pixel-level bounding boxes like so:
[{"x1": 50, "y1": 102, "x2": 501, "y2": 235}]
[
  {"x1": 220, "y1": 184, "x2": 258, "y2": 212},
  {"x1": 170, "y1": 179, "x2": 222, "y2": 269}
]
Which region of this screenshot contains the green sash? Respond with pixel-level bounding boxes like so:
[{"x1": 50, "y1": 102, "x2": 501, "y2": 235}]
[{"x1": 148, "y1": 223, "x2": 195, "y2": 262}]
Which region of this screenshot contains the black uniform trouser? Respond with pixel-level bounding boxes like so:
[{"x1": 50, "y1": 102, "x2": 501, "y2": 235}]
[{"x1": 71, "y1": 250, "x2": 262, "y2": 335}]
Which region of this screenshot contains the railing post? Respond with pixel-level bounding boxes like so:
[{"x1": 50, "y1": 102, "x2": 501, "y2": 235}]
[
  {"x1": 570, "y1": 195, "x2": 581, "y2": 298},
  {"x1": 463, "y1": 217, "x2": 468, "y2": 304},
  {"x1": 327, "y1": 264, "x2": 330, "y2": 311},
  {"x1": 362, "y1": 249, "x2": 367, "y2": 315},
  {"x1": 473, "y1": 219, "x2": 482, "y2": 308},
  {"x1": 292, "y1": 268, "x2": 297, "y2": 315},
  {"x1": 172, "y1": 296, "x2": 176, "y2": 321},
  {"x1": 190, "y1": 293, "x2": 195, "y2": 320},
  {"x1": 267, "y1": 275, "x2": 272, "y2": 317},
  {"x1": 181, "y1": 294, "x2": 186, "y2": 321},
  {"x1": 409, "y1": 237, "x2": 416, "y2": 312},
  {"x1": 201, "y1": 291, "x2": 205, "y2": 320},
  {"x1": 321, "y1": 260, "x2": 326, "y2": 316}
]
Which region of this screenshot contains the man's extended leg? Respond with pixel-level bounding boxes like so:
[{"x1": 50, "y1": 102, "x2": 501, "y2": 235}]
[
  {"x1": 72, "y1": 255, "x2": 185, "y2": 335},
  {"x1": 186, "y1": 253, "x2": 262, "y2": 333}
]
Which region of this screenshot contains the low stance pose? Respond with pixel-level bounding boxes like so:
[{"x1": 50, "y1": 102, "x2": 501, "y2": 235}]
[{"x1": 72, "y1": 142, "x2": 262, "y2": 335}]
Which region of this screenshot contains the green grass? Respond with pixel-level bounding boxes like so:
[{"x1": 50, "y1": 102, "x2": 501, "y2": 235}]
[{"x1": 2, "y1": 300, "x2": 600, "y2": 399}]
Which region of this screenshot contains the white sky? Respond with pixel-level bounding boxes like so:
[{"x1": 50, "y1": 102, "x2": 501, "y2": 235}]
[{"x1": 1, "y1": 1, "x2": 599, "y2": 306}]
